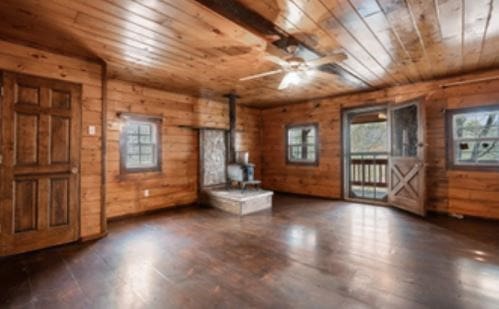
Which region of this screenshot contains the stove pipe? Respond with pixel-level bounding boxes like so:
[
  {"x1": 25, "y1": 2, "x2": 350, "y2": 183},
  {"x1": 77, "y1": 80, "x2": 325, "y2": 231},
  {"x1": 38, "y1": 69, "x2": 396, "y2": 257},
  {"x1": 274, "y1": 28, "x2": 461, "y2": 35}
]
[{"x1": 224, "y1": 92, "x2": 240, "y2": 163}]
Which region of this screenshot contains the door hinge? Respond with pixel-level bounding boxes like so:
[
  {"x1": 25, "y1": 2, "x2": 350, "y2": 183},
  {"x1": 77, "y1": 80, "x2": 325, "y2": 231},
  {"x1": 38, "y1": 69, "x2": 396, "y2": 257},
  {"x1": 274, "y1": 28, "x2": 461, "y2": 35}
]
[{"x1": 0, "y1": 85, "x2": 3, "y2": 97}]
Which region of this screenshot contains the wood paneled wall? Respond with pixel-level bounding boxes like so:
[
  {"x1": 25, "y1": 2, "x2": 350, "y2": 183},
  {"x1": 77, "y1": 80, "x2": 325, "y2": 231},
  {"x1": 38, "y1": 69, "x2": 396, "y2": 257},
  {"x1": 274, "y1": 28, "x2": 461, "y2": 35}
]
[
  {"x1": 105, "y1": 80, "x2": 230, "y2": 219},
  {"x1": 0, "y1": 40, "x2": 263, "y2": 227},
  {"x1": 261, "y1": 71, "x2": 499, "y2": 219},
  {"x1": 236, "y1": 106, "x2": 262, "y2": 179},
  {"x1": 0, "y1": 40, "x2": 104, "y2": 237}
]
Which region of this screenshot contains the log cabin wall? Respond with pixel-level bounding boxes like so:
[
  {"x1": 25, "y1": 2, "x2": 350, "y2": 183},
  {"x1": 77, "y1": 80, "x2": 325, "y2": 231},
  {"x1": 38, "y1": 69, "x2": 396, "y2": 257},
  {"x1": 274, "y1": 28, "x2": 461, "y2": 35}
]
[
  {"x1": 0, "y1": 40, "x2": 104, "y2": 238},
  {"x1": 236, "y1": 106, "x2": 262, "y2": 179},
  {"x1": 105, "y1": 80, "x2": 229, "y2": 219},
  {"x1": 261, "y1": 71, "x2": 499, "y2": 220},
  {"x1": 0, "y1": 40, "x2": 263, "y2": 232}
]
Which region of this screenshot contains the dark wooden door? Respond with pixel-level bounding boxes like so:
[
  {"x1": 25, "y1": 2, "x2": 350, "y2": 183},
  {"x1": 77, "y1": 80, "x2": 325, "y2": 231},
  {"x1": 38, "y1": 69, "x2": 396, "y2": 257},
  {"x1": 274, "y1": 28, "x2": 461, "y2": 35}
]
[
  {"x1": 0, "y1": 72, "x2": 81, "y2": 256},
  {"x1": 388, "y1": 100, "x2": 426, "y2": 216}
]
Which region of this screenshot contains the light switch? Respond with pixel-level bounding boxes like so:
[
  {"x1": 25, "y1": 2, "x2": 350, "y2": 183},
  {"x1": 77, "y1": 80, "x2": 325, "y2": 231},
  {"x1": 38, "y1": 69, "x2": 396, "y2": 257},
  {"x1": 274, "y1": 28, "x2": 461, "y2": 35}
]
[
  {"x1": 144, "y1": 190, "x2": 150, "y2": 197},
  {"x1": 88, "y1": 125, "x2": 96, "y2": 136}
]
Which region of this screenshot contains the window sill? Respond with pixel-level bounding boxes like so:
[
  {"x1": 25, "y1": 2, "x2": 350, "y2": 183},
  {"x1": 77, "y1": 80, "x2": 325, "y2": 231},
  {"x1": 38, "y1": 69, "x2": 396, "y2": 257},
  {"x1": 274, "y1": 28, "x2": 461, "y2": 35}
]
[
  {"x1": 447, "y1": 164, "x2": 499, "y2": 172},
  {"x1": 286, "y1": 161, "x2": 319, "y2": 167},
  {"x1": 118, "y1": 169, "x2": 163, "y2": 181}
]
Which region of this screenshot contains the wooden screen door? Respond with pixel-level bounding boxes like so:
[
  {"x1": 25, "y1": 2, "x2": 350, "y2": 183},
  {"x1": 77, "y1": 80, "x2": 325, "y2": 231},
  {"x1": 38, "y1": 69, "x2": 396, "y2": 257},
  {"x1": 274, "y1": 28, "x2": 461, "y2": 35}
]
[
  {"x1": 0, "y1": 72, "x2": 81, "y2": 256},
  {"x1": 388, "y1": 100, "x2": 426, "y2": 216}
]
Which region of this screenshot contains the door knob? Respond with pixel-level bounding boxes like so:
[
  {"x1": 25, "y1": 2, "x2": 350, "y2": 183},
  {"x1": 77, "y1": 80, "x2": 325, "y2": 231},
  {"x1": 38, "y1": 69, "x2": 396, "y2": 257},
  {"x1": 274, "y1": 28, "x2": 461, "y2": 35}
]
[{"x1": 71, "y1": 167, "x2": 79, "y2": 174}]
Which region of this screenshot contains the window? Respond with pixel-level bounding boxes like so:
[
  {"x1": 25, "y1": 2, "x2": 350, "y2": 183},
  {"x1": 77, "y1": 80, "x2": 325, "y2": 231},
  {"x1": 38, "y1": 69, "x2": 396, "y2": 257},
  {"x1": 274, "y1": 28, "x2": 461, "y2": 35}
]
[
  {"x1": 120, "y1": 114, "x2": 161, "y2": 173},
  {"x1": 448, "y1": 106, "x2": 499, "y2": 169},
  {"x1": 286, "y1": 123, "x2": 319, "y2": 165}
]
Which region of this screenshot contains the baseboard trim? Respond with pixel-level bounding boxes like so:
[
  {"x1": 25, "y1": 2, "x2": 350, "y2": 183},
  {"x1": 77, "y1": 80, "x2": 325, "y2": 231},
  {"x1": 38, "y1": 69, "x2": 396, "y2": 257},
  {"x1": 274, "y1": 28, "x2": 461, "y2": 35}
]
[
  {"x1": 107, "y1": 202, "x2": 200, "y2": 222},
  {"x1": 80, "y1": 231, "x2": 108, "y2": 242},
  {"x1": 271, "y1": 190, "x2": 339, "y2": 201}
]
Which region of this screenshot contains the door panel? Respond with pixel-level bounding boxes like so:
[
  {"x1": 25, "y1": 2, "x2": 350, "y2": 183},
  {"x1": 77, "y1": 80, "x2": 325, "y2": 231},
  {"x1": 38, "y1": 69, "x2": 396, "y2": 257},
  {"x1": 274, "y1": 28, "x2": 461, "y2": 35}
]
[
  {"x1": 388, "y1": 101, "x2": 426, "y2": 216},
  {"x1": 15, "y1": 113, "x2": 39, "y2": 165},
  {"x1": 16, "y1": 84, "x2": 40, "y2": 106},
  {"x1": 50, "y1": 116, "x2": 71, "y2": 163},
  {"x1": 14, "y1": 179, "x2": 38, "y2": 233},
  {"x1": 51, "y1": 90, "x2": 71, "y2": 109},
  {"x1": 50, "y1": 177, "x2": 70, "y2": 227},
  {"x1": 1, "y1": 72, "x2": 81, "y2": 256}
]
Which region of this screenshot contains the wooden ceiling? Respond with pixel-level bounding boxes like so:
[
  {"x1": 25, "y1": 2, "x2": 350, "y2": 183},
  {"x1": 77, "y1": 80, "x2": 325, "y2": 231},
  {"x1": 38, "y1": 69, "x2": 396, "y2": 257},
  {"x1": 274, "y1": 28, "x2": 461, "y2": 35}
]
[{"x1": 0, "y1": 0, "x2": 498, "y2": 107}]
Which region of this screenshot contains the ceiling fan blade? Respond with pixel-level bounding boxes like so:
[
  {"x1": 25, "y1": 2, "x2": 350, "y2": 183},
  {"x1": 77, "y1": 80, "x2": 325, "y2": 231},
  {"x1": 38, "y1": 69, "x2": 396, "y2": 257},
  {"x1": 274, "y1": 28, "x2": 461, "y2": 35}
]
[
  {"x1": 263, "y1": 55, "x2": 289, "y2": 67},
  {"x1": 278, "y1": 73, "x2": 291, "y2": 90},
  {"x1": 307, "y1": 53, "x2": 348, "y2": 67},
  {"x1": 240, "y1": 69, "x2": 283, "y2": 81}
]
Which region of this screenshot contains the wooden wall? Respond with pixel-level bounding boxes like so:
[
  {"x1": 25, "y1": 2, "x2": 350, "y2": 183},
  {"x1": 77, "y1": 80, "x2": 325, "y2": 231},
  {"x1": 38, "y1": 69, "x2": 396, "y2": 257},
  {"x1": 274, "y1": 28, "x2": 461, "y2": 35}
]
[
  {"x1": 236, "y1": 106, "x2": 262, "y2": 179},
  {"x1": 261, "y1": 71, "x2": 499, "y2": 220},
  {"x1": 105, "y1": 80, "x2": 230, "y2": 219},
  {"x1": 0, "y1": 40, "x2": 104, "y2": 237},
  {"x1": 0, "y1": 40, "x2": 263, "y2": 226}
]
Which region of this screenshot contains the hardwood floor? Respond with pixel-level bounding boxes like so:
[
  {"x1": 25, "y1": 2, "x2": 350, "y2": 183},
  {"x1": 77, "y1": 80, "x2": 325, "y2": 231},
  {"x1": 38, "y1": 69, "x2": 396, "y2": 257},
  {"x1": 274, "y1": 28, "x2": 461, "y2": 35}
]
[{"x1": 1, "y1": 194, "x2": 499, "y2": 308}]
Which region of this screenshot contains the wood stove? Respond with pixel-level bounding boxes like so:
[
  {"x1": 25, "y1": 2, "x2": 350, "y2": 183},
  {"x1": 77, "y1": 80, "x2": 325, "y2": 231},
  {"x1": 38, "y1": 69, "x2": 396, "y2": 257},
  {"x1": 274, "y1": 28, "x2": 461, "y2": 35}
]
[{"x1": 227, "y1": 151, "x2": 260, "y2": 190}]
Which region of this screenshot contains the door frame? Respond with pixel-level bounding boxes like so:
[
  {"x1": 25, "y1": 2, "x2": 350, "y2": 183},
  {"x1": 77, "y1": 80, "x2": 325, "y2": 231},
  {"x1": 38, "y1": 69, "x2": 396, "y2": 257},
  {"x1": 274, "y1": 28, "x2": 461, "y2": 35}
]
[
  {"x1": 0, "y1": 71, "x2": 83, "y2": 256},
  {"x1": 341, "y1": 99, "x2": 427, "y2": 214},
  {"x1": 341, "y1": 104, "x2": 389, "y2": 205}
]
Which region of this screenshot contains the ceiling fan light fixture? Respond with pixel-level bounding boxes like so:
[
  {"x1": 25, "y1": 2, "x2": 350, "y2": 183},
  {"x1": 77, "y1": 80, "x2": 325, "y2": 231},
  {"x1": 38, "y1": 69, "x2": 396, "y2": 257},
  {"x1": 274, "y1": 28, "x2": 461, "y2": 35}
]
[{"x1": 279, "y1": 72, "x2": 301, "y2": 90}]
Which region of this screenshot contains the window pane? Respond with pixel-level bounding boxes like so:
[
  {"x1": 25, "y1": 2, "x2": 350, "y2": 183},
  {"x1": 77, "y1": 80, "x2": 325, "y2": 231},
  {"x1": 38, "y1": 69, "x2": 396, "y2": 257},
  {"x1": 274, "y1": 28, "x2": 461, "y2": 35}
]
[
  {"x1": 127, "y1": 124, "x2": 139, "y2": 134},
  {"x1": 127, "y1": 134, "x2": 139, "y2": 144},
  {"x1": 477, "y1": 142, "x2": 499, "y2": 163},
  {"x1": 141, "y1": 145, "x2": 153, "y2": 154},
  {"x1": 455, "y1": 140, "x2": 499, "y2": 164},
  {"x1": 451, "y1": 108, "x2": 499, "y2": 167},
  {"x1": 289, "y1": 128, "x2": 302, "y2": 144},
  {"x1": 127, "y1": 145, "x2": 140, "y2": 155},
  {"x1": 139, "y1": 124, "x2": 151, "y2": 135},
  {"x1": 122, "y1": 118, "x2": 160, "y2": 171},
  {"x1": 287, "y1": 125, "x2": 317, "y2": 163},
  {"x1": 306, "y1": 131, "x2": 315, "y2": 144},
  {"x1": 391, "y1": 104, "x2": 418, "y2": 157},
  {"x1": 306, "y1": 147, "x2": 316, "y2": 160},
  {"x1": 289, "y1": 146, "x2": 302, "y2": 160},
  {"x1": 350, "y1": 122, "x2": 387, "y2": 153},
  {"x1": 140, "y1": 155, "x2": 153, "y2": 164},
  {"x1": 140, "y1": 135, "x2": 151, "y2": 144},
  {"x1": 127, "y1": 154, "x2": 139, "y2": 165},
  {"x1": 454, "y1": 111, "x2": 499, "y2": 139}
]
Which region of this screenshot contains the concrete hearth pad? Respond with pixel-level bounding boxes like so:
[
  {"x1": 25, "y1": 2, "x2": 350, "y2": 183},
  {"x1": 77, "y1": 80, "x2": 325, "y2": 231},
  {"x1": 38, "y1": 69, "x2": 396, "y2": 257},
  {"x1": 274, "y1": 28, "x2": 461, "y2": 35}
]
[{"x1": 202, "y1": 188, "x2": 273, "y2": 216}]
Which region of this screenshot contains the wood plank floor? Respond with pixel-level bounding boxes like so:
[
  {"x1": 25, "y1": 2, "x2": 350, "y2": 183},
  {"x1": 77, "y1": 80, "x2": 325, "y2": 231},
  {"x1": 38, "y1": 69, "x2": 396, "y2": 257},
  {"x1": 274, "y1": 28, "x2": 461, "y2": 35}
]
[{"x1": 1, "y1": 194, "x2": 499, "y2": 308}]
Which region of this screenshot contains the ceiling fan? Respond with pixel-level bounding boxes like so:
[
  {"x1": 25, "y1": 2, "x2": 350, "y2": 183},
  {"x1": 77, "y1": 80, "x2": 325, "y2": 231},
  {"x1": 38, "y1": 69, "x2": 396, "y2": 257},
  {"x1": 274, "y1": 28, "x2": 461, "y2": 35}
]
[{"x1": 239, "y1": 46, "x2": 348, "y2": 90}]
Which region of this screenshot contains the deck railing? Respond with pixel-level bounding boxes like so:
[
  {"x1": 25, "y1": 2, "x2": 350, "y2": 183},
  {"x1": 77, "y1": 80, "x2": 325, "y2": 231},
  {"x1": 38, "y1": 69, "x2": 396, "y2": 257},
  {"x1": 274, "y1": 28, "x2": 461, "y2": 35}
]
[{"x1": 349, "y1": 152, "x2": 388, "y2": 200}]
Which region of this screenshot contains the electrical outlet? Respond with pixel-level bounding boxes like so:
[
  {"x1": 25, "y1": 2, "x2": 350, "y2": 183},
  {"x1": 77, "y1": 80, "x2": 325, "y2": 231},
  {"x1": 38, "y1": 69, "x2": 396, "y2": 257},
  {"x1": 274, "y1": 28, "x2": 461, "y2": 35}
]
[
  {"x1": 88, "y1": 125, "x2": 96, "y2": 136},
  {"x1": 144, "y1": 189, "x2": 150, "y2": 197}
]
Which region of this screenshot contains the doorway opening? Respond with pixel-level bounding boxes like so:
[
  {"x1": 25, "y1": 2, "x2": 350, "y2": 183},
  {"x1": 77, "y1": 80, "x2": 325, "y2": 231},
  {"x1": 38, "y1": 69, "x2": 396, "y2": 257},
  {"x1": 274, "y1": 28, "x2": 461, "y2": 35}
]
[{"x1": 343, "y1": 106, "x2": 389, "y2": 203}]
